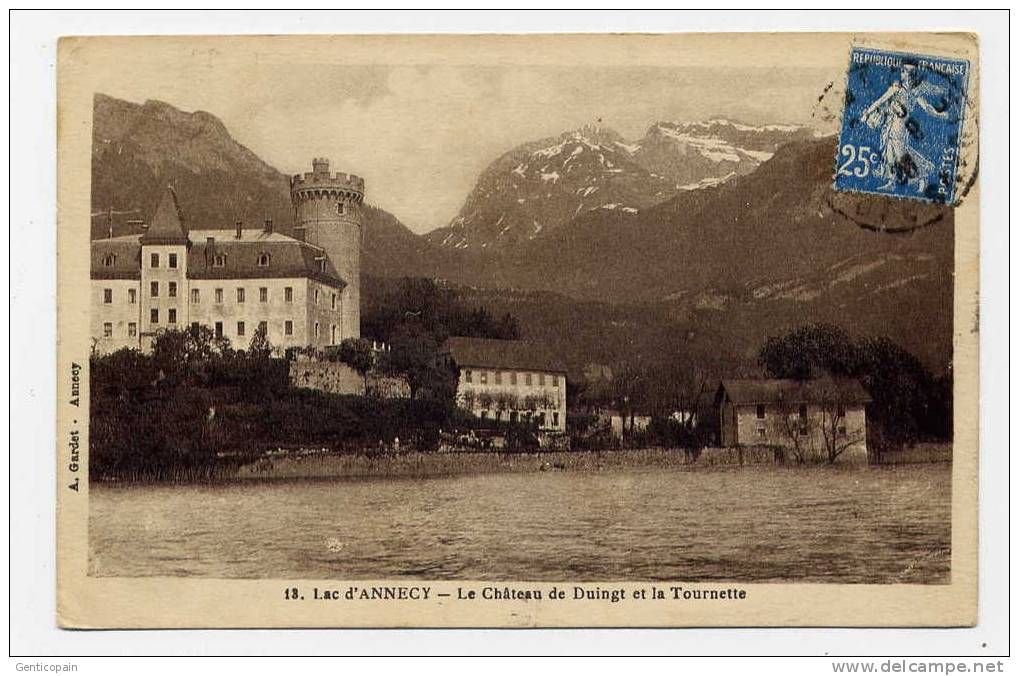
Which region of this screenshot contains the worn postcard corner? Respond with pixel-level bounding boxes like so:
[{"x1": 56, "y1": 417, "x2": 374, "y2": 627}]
[{"x1": 56, "y1": 31, "x2": 978, "y2": 629}]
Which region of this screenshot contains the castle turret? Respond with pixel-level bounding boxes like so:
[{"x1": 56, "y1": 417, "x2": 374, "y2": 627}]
[{"x1": 290, "y1": 158, "x2": 364, "y2": 340}]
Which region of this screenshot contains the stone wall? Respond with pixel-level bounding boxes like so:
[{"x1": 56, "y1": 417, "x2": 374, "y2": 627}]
[{"x1": 289, "y1": 357, "x2": 410, "y2": 398}]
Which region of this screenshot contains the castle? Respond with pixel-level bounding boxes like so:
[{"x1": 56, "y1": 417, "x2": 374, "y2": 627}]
[{"x1": 90, "y1": 158, "x2": 364, "y2": 354}]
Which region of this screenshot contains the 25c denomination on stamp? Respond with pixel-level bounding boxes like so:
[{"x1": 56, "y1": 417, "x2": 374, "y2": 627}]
[{"x1": 835, "y1": 47, "x2": 970, "y2": 204}]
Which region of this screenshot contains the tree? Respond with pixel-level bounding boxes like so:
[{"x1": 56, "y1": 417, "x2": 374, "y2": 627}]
[
  {"x1": 338, "y1": 337, "x2": 375, "y2": 391},
  {"x1": 855, "y1": 336, "x2": 939, "y2": 449},
  {"x1": 247, "y1": 322, "x2": 273, "y2": 360},
  {"x1": 759, "y1": 323, "x2": 858, "y2": 381},
  {"x1": 151, "y1": 325, "x2": 231, "y2": 376},
  {"x1": 384, "y1": 322, "x2": 453, "y2": 401},
  {"x1": 815, "y1": 387, "x2": 866, "y2": 464}
]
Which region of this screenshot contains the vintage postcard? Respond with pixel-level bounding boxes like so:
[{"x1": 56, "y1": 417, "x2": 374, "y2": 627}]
[{"x1": 56, "y1": 32, "x2": 979, "y2": 628}]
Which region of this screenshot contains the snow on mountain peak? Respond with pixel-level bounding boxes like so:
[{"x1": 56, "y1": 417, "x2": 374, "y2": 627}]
[{"x1": 430, "y1": 118, "x2": 813, "y2": 251}]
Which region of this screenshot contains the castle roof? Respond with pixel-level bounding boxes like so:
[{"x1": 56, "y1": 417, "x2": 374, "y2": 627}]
[
  {"x1": 90, "y1": 237, "x2": 143, "y2": 280},
  {"x1": 90, "y1": 230, "x2": 346, "y2": 288},
  {"x1": 187, "y1": 234, "x2": 345, "y2": 287},
  {"x1": 717, "y1": 378, "x2": 871, "y2": 406},
  {"x1": 139, "y1": 188, "x2": 189, "y2": 245},
  {"x1": 440, "y1": 337, "x2": 567, "y2": 374}
]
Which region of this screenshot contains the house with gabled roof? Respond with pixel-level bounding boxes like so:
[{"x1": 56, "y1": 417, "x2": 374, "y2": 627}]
[
  {"x1": 439, "y1": 336, "x2": 568, "y2": 432},
  {"x1": 715, "y1": 377, "x2": 871, "y2": 462}
]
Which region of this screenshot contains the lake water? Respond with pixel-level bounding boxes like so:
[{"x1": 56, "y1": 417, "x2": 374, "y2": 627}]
[{"x1": 89, "y1": 463, "x2": 951, "y2": 583}]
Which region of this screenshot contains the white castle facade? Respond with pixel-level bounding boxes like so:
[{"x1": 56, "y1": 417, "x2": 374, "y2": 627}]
[{"x1": 90, "y1": 158, "x2": 363, "y2": 354}]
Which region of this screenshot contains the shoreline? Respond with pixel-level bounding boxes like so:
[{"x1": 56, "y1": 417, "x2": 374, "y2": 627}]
[{"x1": 89, "y1": 444, "x2": 952, "y2": 484}]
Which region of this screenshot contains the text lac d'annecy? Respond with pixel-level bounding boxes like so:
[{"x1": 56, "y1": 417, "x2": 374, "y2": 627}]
[{"x1": 310, "y1": 585, "x2": 747, "y2": 602}]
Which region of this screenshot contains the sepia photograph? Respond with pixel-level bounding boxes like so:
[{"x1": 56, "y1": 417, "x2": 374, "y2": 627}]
[{"x1": 50, "y1": 29, "x2": 982, "y2": 629}]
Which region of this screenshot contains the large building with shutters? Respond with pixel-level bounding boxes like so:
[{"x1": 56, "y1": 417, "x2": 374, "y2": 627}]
[
  {"x1": 439, "y1": 337, "x2": 568, "y2": 432},
  {"x1": 90, "y1": 159, "x2": 364, "y2": 354}
]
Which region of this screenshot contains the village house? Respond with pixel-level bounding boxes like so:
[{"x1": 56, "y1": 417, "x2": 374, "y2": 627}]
[
  {"x1": 715, "y1": 378, "x2": 871, "y2": 463},
  {"x1": 90, "y1": 159, "x2": 364, "y2": 354},
  {"x1": 439, "y1": 337, "x2": 568, "y2": 432},
  {"x1": 597, "y1": 409, "x2": 653, "y2": 440}
]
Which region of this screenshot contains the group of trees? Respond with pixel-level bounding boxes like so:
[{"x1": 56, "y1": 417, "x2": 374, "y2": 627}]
[
  {"x1": 89, "y1": 324, "x2": 481, "y2": 480},
  {"x1": 360, "y1": 277, "x2": 523, "y2": 400},
  {"x1": 363, "y1": 277, "x2": 520, "y2": 345},
  {"x1": 569, "y1": 348, "x2": 725, "y2": 450},
  {"x1": 759, "y1": 323, "x2": 952, "y2": 451}
]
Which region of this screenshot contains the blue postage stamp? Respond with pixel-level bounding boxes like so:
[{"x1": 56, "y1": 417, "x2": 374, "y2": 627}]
[{"x1": 835, "y1": 47, "x2": 969, "y2": 204}]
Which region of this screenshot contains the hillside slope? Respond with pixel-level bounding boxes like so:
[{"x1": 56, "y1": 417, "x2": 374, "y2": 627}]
[{"x1": 90, "y1": 94, "x2": 439, "y2": 278}]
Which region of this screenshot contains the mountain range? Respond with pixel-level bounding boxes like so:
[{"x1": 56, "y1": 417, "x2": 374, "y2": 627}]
[
  {"x1": 426, "y1": 120, "x2": 816, "y2": 251},
  {"x1": 89, "y1": 93, "x2": 954, "y2": 372}
]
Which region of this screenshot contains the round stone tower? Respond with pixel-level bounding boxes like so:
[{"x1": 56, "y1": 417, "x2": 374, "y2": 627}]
[{"x1": 290, "y1": 158, "x2": 364, "y2": 340}]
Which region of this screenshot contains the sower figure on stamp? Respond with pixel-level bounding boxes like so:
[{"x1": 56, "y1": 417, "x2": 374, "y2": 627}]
[{"x1": 860, "y1": 63, "x2": 949, "y2": 193}]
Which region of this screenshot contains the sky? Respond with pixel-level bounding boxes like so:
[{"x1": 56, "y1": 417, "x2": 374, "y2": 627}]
[{"x1": 87, "y1": 45, "x2": 838, "y2": 233}]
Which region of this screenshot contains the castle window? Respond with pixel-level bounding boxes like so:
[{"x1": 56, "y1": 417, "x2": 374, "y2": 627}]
[
  {"x1": 191, "y1": 289, "x2": 200, "y2": 304},
  {"x1": 237, "y1": 321, "x2": 245, "y2": 337},
  {"x1": 314, "y1": 322, "x2": 320, "y2": 339},
  {"x1": 510, "y1": 372, "x2": 517, "y2": 385},
  {"x1": 150, "y1": 253, "x2": 159, "y2": 268},
  {"x1": 756, "y1": 404, "x2": 766, "y2": 419},
  {"x1": 103, "y1": 322, "x2": 112, "y2": 338},
  {"x1": 336, "y1": 202, "x2": 345, "y2": 216},
  {"x1": 284, "y1": 287, "x2": 293, "y2": 303},
  {"x1": 799, "y1": 404, "x2": 807, "y2": 419},
  {"x1": 553, "y1": 375, "x2": 559, "y2": 387},
  {"x1": 525, "y1": 373, "x2": 532, "y2": 386},
  {"x1": 319, "y1": 259, "x2": 327, "y2": 273},
  {"x1": 284, "y1": 320, "x2": 293, "y2": 336},
  {"x1": 168, "y1": 281, "x2": 177, "y2": 298},
  {"x1": 103, "y1": 288, "x2": 113, "y2": 304},
  {"x1": 213, "y1": 254, "x2": 226, "y2": 268},
  {"x1": 258, "y1": 321, "x2": 267, "y2": 335},
  {"x1": 168, "y1": 308, "x2": 177, "y2": 324},
  {"x1": 539, "y1": 373, "x2": 545, "y2": 386},
  {"x1": 836, "y1": 403, "x2": 847, "y2": 418},
  {"x1": 168, "y1": 253, "x2": 178, "y2": 269},
  {"x1": 190, "y1": 322, "x2": 200, "y2": 332},
  {"x1": 215, "y1": 321, "x2": 223, "y2": 338},
  {"x1": 465, "y1": 370, "x2": 473, "y2": 384},
  {"x1": 480, "y1": 371, "x2": 488, "y2": 385},
  {"x1": 236, "y1": 288, "x2": 245, "y2": 303},
  {"x1": 553, "y1": 412, "x2": 560, "y2": 428},
  {"x1": 128, "y1": 322, "x2": 137, "y2": 337},
  {"x1": 103, "y1": 254, "x2": 116, "y2": 267},
  {"x1": 128, "y1": 288, "x2": 136, "y2": 304},
  {"x1": 257, "y1": 253, "x2": 270, "y2": 267},
  {"x1": 314, "y1": 289, "x2": 320, "y2": 304},
  {"x1": 259, "y1": 287, "x2": 268, "y2": 303},
  {"x1": 494, "y1": 371, "x2": 502, "y2": 385},
  {"x1": 150, "y1": 309, "x2": 159, "y2": 324},
  {"x1": 150, "y1": 281, "x2": 159, "y2": 297},
  {"x1": 331, "y1": 293, "x2": 337, "y2": 310},
  {"x1": 215, "y1": 288, "x2": 223, "y2": 304},
  {"x1": 331, "y1": 325, "x2": 337, "y2": 344}
]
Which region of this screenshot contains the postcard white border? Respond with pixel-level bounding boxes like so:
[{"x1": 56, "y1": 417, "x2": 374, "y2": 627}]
[{"x1": 10, "y1": 9, "x2": 1011, "y2": 657}]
